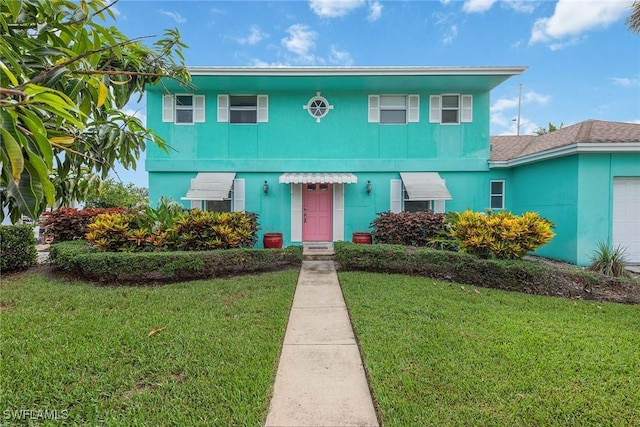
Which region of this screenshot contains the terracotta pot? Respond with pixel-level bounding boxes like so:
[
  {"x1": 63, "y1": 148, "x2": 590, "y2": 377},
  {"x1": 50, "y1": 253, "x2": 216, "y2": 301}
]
[
  {"x1": 263, "y1": 232, "x2": 283, "y2": 249},
  {"x1": 352, "y1": 232, "x2": 372, "y2": 244}
]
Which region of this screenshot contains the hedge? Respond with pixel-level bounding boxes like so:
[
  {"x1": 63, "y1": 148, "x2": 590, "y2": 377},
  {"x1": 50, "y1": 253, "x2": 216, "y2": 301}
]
[
  {"x1": 334, "y1": 242, "x2": 640, "y2": 304},
  {"x1": 1, "y1": 225, "x2": 37, "y2": 273},
  {"x1": 49, "y1": 241, "x2": 303, "y2": 285}
]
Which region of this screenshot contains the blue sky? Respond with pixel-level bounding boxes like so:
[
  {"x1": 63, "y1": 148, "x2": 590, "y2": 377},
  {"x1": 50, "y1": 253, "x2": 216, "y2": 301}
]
[{"x1": 109, "y1": 0, "x2": 640, "y2": 186}]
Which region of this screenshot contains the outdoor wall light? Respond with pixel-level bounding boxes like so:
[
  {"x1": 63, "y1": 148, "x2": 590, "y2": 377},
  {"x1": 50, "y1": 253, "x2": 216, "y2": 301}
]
[
  {"x1": 366, "y1": 180, "x2": 372, "y2": 195},
  {"x1": 263, "y1": 180, "x2": 269, "y2": 195}
]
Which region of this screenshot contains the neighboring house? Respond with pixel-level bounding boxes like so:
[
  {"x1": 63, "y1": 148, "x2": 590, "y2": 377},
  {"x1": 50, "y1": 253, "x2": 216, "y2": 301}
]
[
  {"x1": 146, "y1": 67, "x2": 639, "y2": 266},
  {"x1": 491, "y1": 120, "x2": 640, "y2": 265}
]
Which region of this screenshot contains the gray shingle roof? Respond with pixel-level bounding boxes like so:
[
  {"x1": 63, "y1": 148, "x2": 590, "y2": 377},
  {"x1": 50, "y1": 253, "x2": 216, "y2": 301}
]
[{"x1": 490, "y1": 120, "x2": 640, "y2": 162}]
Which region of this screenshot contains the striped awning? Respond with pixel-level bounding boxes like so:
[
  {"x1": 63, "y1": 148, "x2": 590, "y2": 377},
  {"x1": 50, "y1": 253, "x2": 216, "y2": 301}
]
[
  {"x1": 181, "y1": 172, "x2": 235, "y2": 201},
  {"x1": 279, "y1": 173, "x2": 358, "y2": 184},
  {"x1": 400, "y1": 172, "x2": 452, "y2": 200}
]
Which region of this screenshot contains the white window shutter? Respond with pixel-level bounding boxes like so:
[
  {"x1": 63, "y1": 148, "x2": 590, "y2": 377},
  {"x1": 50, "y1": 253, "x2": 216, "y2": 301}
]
[
  {"x1": 190, "y1": 200, "x2": 201, "y2": 210},
  {"x1": 461, "y1": 95, "x2": 473, "y2": 123},
  {"x1": 368, "y1": 95, "x2": 380, "y2": 123},
  {"x1": 333, "y1": 184, "x2": 344, "y2": 242},
  {"x1": 291, "y1": 184, "x2": 303, "y2": 242},
  {"x1": 162, "y1": 94, "x2": 174, "y2": 122},
  {"x1": 194, "y1": 95, "x2": 205, "y2": 123},
  {"x1": 257, "y1": 95, "x2": 269, "y2": 123},
  {"x1": 433, "y1": 200, "x2": 445, "y2": 213},
  {"x1": 233, "y1": 179, "x2": 245, "y2": 212},
  {"x1": 217, "y1": 94, "x2": 229, "y2": 122},
  {"x1": 429, "y1": 95, "x2": 441, "y2": 123},
  {"x1": 390, "y1": 179, "x2": 402, "y2": 213},
  {"x1": 408, "y1": 94, "x2": 420, "y2": 123}
]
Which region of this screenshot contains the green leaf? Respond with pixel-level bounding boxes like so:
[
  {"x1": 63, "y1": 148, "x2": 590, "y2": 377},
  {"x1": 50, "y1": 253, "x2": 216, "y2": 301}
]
[{"x1": 0, "y1": 126, "x2": 24, "y2": 182}]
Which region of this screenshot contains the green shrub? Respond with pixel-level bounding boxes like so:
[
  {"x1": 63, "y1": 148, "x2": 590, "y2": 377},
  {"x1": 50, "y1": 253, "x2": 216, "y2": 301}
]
[
  {"x1": 49, "y1": 241, "x2": 302, "y2": 284},
  {"x1": 370, "y1": 210, "x2": 446, "y2": 246},
  {"x1": 447, "y1": 210, "x2": 555, "y2": 259},
  {"x1": 334, "y1": 242, "x2": 640, "y2": 304},
  {"x1": 588, "y1": 242, "x2": 632, "y2": 278},
  {"x1": 40, "y1": 207, "x2": 129, "y2": 243},
  {"x1": 1, "y1": 225, "x2": 37, "y2": 272}
]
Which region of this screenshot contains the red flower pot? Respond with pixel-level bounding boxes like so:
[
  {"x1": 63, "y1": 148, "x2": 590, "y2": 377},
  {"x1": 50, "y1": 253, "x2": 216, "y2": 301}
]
[
  {"x1": 263, "y1": 232, "x2": 283, "y2": 249},
  {"x1": 352, "y1": 232, "x2": 372, "y2": 244}
]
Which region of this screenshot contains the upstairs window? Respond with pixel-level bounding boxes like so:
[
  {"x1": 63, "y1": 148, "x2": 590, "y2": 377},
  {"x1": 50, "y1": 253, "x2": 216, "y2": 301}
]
[
  {"x1": 218, "y1": 94, "x2": 268, "y2": 123},
  {"x1": 429, "y1": 94, "x2": 472, "y2": 124},
  {"x1": 369, "y1": 95, "x2": 419, "y2": 124},
  {"x1": 162, "y1": 94, "x2": 205, "y2": 124}
]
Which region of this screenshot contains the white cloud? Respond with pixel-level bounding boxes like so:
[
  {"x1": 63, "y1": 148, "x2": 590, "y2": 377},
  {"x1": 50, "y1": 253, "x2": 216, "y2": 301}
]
[
  {"x1": 442, "y1": 25, "x2": 458, "y2": 45},
  {"x1": 463, "y1": 0, "x2": 496, "y2": 13},
  {"x1": 529, "y1": 0, "x2": 629, "y2": 46},
  {"x1": 367, "y1": 1, "x2": 383, "y2": 21},
  {"x1": 503, "y1": 0, "x2": 536, "y2": 14},
  {"x1": 491, "y1": 90, "x2": 550, "y2": 133},
  {"x1": 329, "y1": 45, "x2": 354, "y2": 65},
  {"x1": 237, "y1": 25, "x2": 268, "y2": 45},
  {"x1": 282, "y1": 24, "x2": 318, "y2": 64},
  {"x1": 309, "y1": 0, "x2": 365, "y2": 18},
  {"x1": 610, "y1": 76, "x2": 640, "y2": 87},
  {"x1": 160, "y1": 10, "x2": 186, "y2": 24}
]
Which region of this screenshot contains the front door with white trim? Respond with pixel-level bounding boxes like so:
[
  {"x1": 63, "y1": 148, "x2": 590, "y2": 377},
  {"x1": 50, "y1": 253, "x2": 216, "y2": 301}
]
[{"x1": 303, "y1": 183, "x2": 332, "y2": 241}]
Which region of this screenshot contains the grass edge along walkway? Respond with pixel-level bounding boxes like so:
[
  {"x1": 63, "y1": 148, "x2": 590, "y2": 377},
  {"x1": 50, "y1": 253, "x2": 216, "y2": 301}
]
[{"x1": 340, "y1": 271, "x2": 640, "y2": 427}]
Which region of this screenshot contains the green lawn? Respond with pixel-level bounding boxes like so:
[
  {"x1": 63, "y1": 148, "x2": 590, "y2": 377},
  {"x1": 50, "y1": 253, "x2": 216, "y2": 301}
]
[
  {"x1": 340, "y1": 272, "x2": 640, "y2": 427},
  {"x1": 1, "y1": 269, "x2": 298, "y2": 426}
]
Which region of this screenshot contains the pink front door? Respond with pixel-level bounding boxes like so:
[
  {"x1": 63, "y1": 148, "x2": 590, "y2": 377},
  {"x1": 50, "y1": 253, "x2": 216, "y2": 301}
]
[{"x1": 303, "y1": 183, "x2": 332, "y2": 241}]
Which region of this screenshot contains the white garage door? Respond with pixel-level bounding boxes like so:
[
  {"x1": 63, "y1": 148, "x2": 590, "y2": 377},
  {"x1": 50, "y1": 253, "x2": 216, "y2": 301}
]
[{"x1": 613, "y1": 178, "x2": 640, "y2": 264}]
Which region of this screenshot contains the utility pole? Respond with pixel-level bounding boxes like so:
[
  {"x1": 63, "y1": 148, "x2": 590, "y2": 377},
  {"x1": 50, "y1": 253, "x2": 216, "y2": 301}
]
[{"x1": 516, "y1": 83, "x2": 522, "y2": 135}]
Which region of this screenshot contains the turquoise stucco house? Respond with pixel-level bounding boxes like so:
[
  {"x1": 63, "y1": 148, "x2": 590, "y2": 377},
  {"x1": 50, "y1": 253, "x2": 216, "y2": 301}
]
[{"x1": 146, "y1": 67, "x2": 640, "y2": 265}]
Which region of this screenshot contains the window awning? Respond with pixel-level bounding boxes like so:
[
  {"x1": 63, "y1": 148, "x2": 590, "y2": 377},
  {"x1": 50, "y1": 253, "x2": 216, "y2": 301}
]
[
  {"x1": 181, "y1": 172, "x2": 236, "y2": 201},
  {"x1": 400, "y1": 172, "x2": 452, "y2": 200},
  {"x1": 279, "y1": 173, "x2": 358, "y2": 184}
]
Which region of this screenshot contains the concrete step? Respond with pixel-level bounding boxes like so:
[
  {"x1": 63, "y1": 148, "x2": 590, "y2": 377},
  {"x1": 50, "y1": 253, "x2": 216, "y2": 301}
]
[{"x1": 302, "y1": 242, "x2": 335, "y2": 260}]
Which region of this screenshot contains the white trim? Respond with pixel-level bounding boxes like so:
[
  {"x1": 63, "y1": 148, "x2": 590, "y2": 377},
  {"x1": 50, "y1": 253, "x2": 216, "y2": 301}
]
[
  {"x1": 187, "y1": 66, "x2": 528, "y2": 77},
  {"x1": 233, "y1": 178, "x2": 245, "y2": 212},
  {"x1": 429, "y1": 95, "x2": 441, "y2": 123},
  {"x1": 408, "y1": 94, "x2": 420, "y2": 123},
  {"x1": 333, "y1": 184, "x2": 345, "y2": 241},
  {"x1": 279, "y1": 173, "x2": 357, "y2": 184},
  {"x1": 461, "y1": 94, "x2": 473, "y2": 123},
  {"x1": 162, "y1": 94, "x2": 174, "y2": 122},
  {"x1": 489, "y1": 142, "x2": 640, "y2": 168},
  {"x1": 390, "y1": 179, "x2": 402, "y2": 213},
  {"x1": 217, "y1": 94, "x2": 229, "y2": 122},
  {"x1": 291, "y1": 184, "x2": 303, "y2": 242},
  {"x1": 368, "y1": 95, "x2": 379, "y2": 123},
  {"x1": 257, "y1": 95, "x2": 269, "y2": 123},
  {"x1": 194, "y1": 95, "x2": 205, "y2": 123}
]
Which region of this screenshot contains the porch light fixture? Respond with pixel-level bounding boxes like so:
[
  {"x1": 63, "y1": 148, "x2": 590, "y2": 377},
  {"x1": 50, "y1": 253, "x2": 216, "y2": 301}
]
[
  {"x1": 366, "y1": 180, "x2": 372, "y2": 195},
  {"x1": 263, "y1": 180, "x2": 269, "y2": 195}
]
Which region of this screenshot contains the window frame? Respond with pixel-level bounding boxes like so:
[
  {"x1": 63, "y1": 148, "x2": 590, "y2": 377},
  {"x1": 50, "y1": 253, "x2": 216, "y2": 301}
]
[
  {"x1": 490, "y1": 180, "x2": 505, "y2": 210},
  {"x1": 429, "y1": 94, "x2": 472, "y2": 125},
  {"x1": 218, "y1": 94, "x2": 268, "y2": 124},
  {"x1": 369, "y1": 94, "x2": 419, "y2": 124},
  {"x1": 163, "y1": 94, "x2": 205, "y2": 125}
]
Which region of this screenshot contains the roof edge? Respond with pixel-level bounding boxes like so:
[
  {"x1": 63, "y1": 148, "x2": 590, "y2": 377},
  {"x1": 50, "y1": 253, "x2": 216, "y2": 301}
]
[
  {"x1": 489, "y1": 142, "x2": 640, "y2": 168},
  {"x1": 187, "y1": 66, "x2": 528, "y2": 77}
]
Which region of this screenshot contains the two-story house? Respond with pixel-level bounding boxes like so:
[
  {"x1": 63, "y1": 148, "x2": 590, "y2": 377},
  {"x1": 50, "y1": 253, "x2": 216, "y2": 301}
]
[{"x1": 146, "y1": 67, "x2": 640, "y2": 266}]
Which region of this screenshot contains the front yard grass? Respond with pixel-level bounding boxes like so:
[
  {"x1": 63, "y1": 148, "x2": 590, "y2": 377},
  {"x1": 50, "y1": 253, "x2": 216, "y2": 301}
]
[
  {"x1": 0, "y1": 269, "x2": 298, "y2": 426},
  {"x1": 340, "y1": 272, "x2": 640, "y2": 426}
]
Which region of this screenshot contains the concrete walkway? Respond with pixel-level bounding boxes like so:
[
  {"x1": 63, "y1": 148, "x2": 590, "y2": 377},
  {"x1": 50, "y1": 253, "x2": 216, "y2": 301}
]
[{"x1": 265, "y1": 258, "x2": 379, "y2": 427}]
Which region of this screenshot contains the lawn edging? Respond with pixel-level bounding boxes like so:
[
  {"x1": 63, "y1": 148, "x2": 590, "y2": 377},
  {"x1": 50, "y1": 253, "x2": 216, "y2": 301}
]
[
  {"x1": 49, "y1": 241, "x2": 303, "y2": 284},
  {"x1": 334, "y1": 242, "x2": 640, "y2": 304}
]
